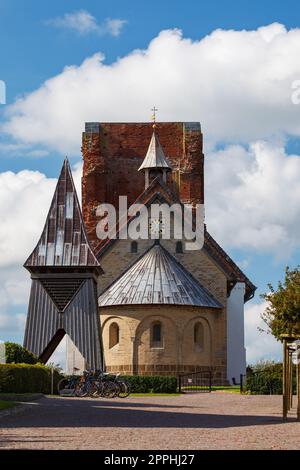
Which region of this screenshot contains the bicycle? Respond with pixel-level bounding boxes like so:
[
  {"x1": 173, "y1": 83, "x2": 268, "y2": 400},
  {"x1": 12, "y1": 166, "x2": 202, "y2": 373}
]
[
  {"x1": 57, "y1": 375, "x2": 81, "y2": 396},
  {"x1": 110, "y1": 373, "x2": 131, "y2": 398},
  {"x1": 89, "y1": 372, "x2": 119, "y2": 398}
]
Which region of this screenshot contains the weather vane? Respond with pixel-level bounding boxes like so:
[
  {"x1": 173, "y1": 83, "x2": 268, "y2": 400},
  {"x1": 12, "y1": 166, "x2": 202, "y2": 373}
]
[{"x1": 151, "y1": 106, "x2": 158, "y2": 128}]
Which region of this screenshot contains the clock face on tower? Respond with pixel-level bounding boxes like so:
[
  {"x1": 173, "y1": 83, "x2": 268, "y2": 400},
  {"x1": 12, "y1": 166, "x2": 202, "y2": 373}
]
[{"x1": 148, "y1": 218, "x2": 165, "y2": 237}]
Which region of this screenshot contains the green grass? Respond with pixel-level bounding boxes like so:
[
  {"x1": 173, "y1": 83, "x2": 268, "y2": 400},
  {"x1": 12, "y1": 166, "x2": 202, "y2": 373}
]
[
  {"x1": 0, "y1": 392, "x2": 43, "y2": 401},
  {"x1": 0, "y1": 400, "x2": 17, "y2": 411},
  {"x1": 211, "y1": 386, "x2": 240, "y2": 393}
]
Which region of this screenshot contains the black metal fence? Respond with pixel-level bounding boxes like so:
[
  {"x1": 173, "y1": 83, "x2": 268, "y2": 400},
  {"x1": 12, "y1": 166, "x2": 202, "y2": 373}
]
[{"x1": 178, "y1": 370, "x2": 212, "y2": 393}]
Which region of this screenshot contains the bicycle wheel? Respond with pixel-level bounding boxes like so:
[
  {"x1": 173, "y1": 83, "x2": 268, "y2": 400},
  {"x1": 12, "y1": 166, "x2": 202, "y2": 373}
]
[
  {"x1": 57, "y1": 378, "x2": 76, "y2": 396},
  {"x1": 89, "y1": 380, "x2": 102, "y2": 398},
  {"x1": 75, "y1": 381, "x2": 91, "y2": 397},
  {"x1": 117, "y1": 380, "x2": 131, "y2": 398},
  {"x1": 102, "y1": 380, "x2": 118, "y2": 398}
]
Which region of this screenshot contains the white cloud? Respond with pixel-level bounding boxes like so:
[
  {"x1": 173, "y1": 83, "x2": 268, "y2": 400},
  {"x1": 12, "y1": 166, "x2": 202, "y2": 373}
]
[
  {"x1": 47, "y1": 10, "x2": 126, "y2": 37},
  {"x1": 0, "y1": 312, "x2": 26, "y2": 333},
  {"x1": 0, "y1": 170, "x2": 57, "y2": 267},
  {"x1": 245, "y1": 300, "x2": 282, "y2": 364},
  {"x1": 2, "y1": 24, "x2": 300, "y2": 155},
  {"x1": 104, "y1": 18, "x2": 127, "y2": 37},
  {"x1": 0, "y1": 142, "x2": 49, "y2": 158},
  {"x1": 205, "y1": 141, "x2": 300, "y2": 255}
]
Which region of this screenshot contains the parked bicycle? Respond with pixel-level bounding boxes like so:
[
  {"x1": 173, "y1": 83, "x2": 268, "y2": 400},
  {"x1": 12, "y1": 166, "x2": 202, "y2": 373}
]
[
  {"x1": 58, "y1": 370, "x2": 131, "y2": 398},
  {"x1": 89, "y1": 372, "x2": 119, "y2": 398},
  {"x1": 110, "y1": 373, "x2": 131, "y2": 398},
  {"x1": 57, "y1": 375, "x2": 81, "y2": 396}
]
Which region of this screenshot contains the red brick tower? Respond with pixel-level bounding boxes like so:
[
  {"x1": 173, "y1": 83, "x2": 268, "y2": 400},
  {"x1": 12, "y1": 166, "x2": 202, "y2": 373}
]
[{"x1": 81, "y1": 122, "x2": 204, "y2": 248}]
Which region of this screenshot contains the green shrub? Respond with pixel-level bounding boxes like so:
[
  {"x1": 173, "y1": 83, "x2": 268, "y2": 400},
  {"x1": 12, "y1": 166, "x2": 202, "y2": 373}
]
[
  {"x1": 4, "y1": 342, "x2": 38, "y2": 364},
  {"x1": 120, "y1": 375, "x2": 177, "y2": 393},
  {"x1": 0, "y1": 363, "x2": 63, "y2": 394},
  {"x1": 245, "y1": 361, "x2": 296, "y2": 395}
]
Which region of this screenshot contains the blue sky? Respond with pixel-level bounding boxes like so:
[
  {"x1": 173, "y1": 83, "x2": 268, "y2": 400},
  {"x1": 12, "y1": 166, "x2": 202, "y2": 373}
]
[{"x1": 1, "y1": 0, "x2": 300, "y2": 364}]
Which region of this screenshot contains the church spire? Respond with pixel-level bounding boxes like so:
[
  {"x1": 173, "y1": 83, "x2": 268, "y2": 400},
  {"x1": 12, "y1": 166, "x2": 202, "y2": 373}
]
[{"x1": 138, "y1": 108, "x2": 172, "y2": 188}]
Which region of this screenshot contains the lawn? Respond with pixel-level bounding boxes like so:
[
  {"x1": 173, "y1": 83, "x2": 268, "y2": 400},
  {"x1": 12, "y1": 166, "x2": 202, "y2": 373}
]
[
  {"x1": 0, "y1": 393, "x2": 43, "y2": 401},
  {"x1": 211, "y1": 386, "x2": 240, "y2": 393},
  {"x1": 0, "y1": 400, "x2": 17, "y2": 411}
]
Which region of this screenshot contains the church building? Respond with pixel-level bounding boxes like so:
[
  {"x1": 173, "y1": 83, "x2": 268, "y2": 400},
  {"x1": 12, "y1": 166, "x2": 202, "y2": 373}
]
[
  {"x1": 24, "y1": 120, "x2": 256, "y2": 384},
  {"x1": 81, "y1": 120, "x2": 255, "y2": 383}
]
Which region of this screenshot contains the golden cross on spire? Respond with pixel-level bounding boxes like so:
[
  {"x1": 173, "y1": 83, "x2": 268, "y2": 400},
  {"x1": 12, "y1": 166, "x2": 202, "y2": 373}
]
[{"x1": 151, "y1": 106, "x2": 158, "y2": 128}]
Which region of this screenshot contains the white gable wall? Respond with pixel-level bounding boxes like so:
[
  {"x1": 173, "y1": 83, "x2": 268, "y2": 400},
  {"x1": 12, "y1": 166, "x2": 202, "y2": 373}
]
[{"x1": 227, "y1": 282, "x2": 246, "y2": 384}]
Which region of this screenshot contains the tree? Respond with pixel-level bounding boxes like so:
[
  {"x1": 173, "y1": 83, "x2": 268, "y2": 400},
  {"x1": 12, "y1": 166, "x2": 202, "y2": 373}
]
[
  {"x1": 4, "y1": 342, "x2": 38, "y2": 364},
  {"x1": 261, "y1": 266, "x2": 300, "y2": 341}
]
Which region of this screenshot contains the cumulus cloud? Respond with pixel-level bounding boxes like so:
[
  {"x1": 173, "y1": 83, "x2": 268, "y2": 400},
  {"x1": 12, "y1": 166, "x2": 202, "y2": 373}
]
[
  {"x1": 2, "y1": 24, "x2": 300, "y2": 154},
  {"x1": 245, "y1": 300, "x2": 282, "y2": 364},
  {"x1": 205, "y1": 141, "x2": 300, "y2": 255},
  {"x1": 0, "y1": 170, "x2": 57, "y2": 267},
  {"x1": 46, "y1": 10, "x2": 126, "y2": 37},
  {"x1": 0, "y1": 312, "x2": 26, "y2": 333}
]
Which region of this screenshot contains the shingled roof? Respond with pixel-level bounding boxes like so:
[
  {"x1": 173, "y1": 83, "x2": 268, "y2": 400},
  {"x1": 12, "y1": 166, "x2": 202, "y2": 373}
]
[
  {"x1": 24, "y1": 158, "x2": 101, "y2": 269},
  {"x1": 99, "y1": 243, "x2": 222, "y2": 308}
]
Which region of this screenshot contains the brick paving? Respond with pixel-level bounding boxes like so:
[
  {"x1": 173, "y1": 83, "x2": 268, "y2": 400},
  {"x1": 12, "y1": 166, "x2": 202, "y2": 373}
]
[{"x1": 0, "y1": 393, "x2": 299, "y2": 450}]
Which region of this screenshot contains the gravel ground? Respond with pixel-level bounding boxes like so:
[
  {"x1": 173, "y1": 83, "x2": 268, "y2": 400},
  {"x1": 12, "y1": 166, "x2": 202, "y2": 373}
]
[{"x1": 0, "y1": 393, "x2": 299, "y2": 450}]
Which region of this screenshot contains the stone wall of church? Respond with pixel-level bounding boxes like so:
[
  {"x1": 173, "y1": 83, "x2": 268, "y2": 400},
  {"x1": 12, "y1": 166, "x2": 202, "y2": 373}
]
[{"x1": 100, "y1": 305, "x2": 227, "y2": 384}]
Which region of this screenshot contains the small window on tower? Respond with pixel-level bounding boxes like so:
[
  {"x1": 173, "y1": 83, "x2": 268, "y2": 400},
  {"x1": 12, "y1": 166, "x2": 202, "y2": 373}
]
[
  {"x1": 176, "y1": 241, "x2": 183, "y2": 253},
  {"x1": 131, "y1": 241, "x2": 138, "y2": 253}
]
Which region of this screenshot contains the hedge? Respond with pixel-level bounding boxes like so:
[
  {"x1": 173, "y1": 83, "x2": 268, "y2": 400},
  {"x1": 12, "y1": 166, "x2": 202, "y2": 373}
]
[
  {"x1": 120, "y1": 375, "x2": 177, "y2": 393},
  {"x1": 0, "y1": 363, "x2": 63, "y2": 394},
  {"x1": 245, "y1": 361, "x2": 296, "y2": 395}
]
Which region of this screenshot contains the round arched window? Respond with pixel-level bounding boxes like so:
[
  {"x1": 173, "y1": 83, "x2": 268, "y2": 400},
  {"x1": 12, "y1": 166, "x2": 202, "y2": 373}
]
[
  {"x1": 194, "y1": 322, "x2": 204, "y2": 352},
  {"x1": 151, "y1": 322, "x2": 163, "y2": 348},
  {"x1": 109, "y1": 322, "x2": 120, "y2": 349}
]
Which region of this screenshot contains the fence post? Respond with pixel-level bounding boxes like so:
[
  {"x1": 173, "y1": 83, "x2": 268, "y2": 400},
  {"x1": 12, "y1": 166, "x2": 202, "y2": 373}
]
[
  {"x1": 209, "y1": 371, "x2": 212, "y2": 392},
  {"x1": 178, "y1": 375, "x2": 181, "y2": 394},
  {"x1": 240, "y1": 373, "x2": 243, "y2": 394},
  {"x1": 283, "y1": 339, "x2": 288, "y2": 419}
]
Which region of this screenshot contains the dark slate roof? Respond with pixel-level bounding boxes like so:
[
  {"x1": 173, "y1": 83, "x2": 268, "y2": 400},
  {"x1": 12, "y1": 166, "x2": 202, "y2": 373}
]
[
  {"x1": 99, "y1": 244, "x2": 222, "y2": 308},
  {"x1": 138, "y1": 131, "x2": 172, "y2": 171},
  {"x1": 24, "y1": 158, "x2": 100, "y2": 268}
]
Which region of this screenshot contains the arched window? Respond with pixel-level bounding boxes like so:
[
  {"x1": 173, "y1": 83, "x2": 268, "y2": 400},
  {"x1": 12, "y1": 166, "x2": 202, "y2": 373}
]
[
  {"x1": 176, "y1": 241, "x2": 183, "y2": 253},
  {"x1": 131, "y1": 241, "x2": 138, "y2": 253},
  {"x1": 194, "y1": 322, "x2": 204, "y2": 351},
  {"x1": 151, "y1": 322, "x2": 163, "y2": 348},
  {"x1": 109, "y1": 322, "x2": 119, "y2": 349}
]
